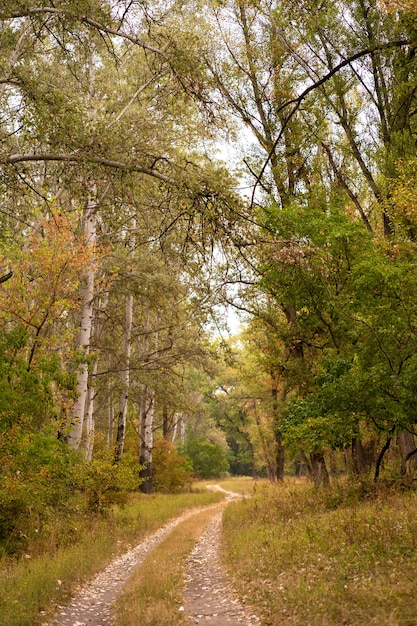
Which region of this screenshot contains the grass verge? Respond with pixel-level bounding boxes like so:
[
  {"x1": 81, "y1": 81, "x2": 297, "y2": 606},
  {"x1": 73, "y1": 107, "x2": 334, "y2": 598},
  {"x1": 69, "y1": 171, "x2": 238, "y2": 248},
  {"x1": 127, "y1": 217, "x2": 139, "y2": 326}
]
[
  {"x1": 115, "y1": 503, "x2": 223, "y2": 626},
  {"x1": 222, "y1": 479, "x2": 417, "y2": 626},
  {"x1": 0, "y1": 488, "x2": 224, "y2": 626},
  {"x1": 213, "y1": 476, "x2": 262, "y2": 495}
]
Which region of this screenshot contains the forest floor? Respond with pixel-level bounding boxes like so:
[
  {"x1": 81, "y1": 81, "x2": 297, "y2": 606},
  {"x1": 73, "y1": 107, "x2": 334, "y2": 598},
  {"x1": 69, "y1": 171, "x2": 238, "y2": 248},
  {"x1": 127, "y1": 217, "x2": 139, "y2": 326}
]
[{"x1": 46, "y1": 485, "x2": 260, "y2": 626}]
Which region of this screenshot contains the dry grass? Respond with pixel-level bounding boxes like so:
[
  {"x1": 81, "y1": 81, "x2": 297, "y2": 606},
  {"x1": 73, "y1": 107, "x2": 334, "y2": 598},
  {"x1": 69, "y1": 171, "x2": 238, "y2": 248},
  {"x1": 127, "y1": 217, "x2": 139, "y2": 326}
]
[
  {"x1": 222, "y1": 479, "x2": 417, "y2": 626},
  {"x1": 115, "y1": 503, "x2": 224, "y2": 626},
  {"x1": 216, "y1": 476, "x2": 265, "y2": 495}
]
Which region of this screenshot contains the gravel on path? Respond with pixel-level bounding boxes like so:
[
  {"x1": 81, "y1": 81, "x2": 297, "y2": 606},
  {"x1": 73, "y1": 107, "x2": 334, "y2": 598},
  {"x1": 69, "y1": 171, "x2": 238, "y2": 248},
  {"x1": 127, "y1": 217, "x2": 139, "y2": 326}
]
[
  {"x1": 46, "y1": 486, "x2": 261, "y2": 626},
  {"x1": 184, "y1": 489, "x2": 260, "y2": 626},
  {"x1": 46, "y1": 505, "x2": 215, "y2": 626}
]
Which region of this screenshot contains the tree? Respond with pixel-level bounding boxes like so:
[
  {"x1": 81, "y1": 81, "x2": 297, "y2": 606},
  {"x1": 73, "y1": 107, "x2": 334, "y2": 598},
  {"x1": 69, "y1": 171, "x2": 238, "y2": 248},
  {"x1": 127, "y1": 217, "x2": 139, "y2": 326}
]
[
  {"x1": 0, "y1": 210, "x2": 92, "y2": 433},
  {"x1": 183, "y1": 432, "x2": 230, "y2": 479}
]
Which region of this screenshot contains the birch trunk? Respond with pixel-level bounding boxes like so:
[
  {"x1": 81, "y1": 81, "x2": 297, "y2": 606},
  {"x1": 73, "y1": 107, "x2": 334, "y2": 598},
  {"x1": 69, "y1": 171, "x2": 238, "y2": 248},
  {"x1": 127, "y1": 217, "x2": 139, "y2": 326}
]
[
  {"x1": 139, "y1": 384, "x2": 154, "y2": 493},
  {"x1": 180, "y1": 415, "x2": 186, "y2": 445},
  {"x1": 114, "y1": 221, "x2": 135, "y2": 462},
  {"x1": 137, "y1": 314, "x2": 155, "y2": 492},
  {"x1": 85, "y1": 292, "x2": 108, "y2": 460},
  {"x1": 67, "y1": 45, "x2": 97, "y2": 452},
  {"x1": 85, "y1": 359, "x2": 97, "y2": 462},
  {"x1": 114, "y1": 292, "x2": 133, "y2": 462},
  {"x1": 107, "y1": 378, "x2": 114, "y2": 448},
  {"x1": 67, "y1": 194, "x2": 97, "y2": 450},
  {"x1": 171, "y1": 413, "x2": 179, "y2": 443}
]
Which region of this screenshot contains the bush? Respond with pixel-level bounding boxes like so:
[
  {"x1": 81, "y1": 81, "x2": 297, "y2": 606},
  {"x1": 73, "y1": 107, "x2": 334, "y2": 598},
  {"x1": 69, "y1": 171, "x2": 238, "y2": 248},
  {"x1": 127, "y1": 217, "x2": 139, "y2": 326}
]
[
  {"x1": 81, "y1": 455, "x2": 140, "y2": 512},
  {"x1": 0, "y1": 428, "x2": 82, "y2": 555},
  {"x1": 152, "y1": 438, "x2": 193, "y2": 493}
]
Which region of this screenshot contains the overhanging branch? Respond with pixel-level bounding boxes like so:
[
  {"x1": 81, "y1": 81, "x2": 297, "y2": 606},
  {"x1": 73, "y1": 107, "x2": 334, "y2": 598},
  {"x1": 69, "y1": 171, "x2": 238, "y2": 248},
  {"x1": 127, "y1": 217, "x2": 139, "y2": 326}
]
[
  {"x1": 252, "y1": 38, "x2": 410, "y2": 204},
  {"x1": 5, "y1": 153, "x2": 175, "y2": 184}
]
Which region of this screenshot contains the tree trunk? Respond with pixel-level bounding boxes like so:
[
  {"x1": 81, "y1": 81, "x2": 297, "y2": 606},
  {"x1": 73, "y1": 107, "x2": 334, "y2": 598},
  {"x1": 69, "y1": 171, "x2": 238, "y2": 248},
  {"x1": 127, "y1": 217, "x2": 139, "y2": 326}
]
[
  {"x1": 114, "y1": 292, "x2": 133, "y2": 463},
  {"x1": 276, "y1": 432, "x2": 285, "y2": 482},
  {"x1": 85, "y1": 359, "x2": 97, "y2": 462},
  {"x1": 351, "y1": 437, "x2": 368, "y2": 475},
  {"x1": 139, "y1": 385, "x2": 154, "y2": 493},
  {"x1": 297, "y1": 450, "x2": 313, "y2": 479},
  {"x1": 253, "y1": 399, "x2": 277, "y2": 481},
  {"x1": 68, "y1": 46, "x2": 97, "y2": 452},
  {"x1": 310, "y1": 451, "x2": 330, "y2": 487},
  {"x1": 271, "y1": 375, "x2": 285, "y2": 481},
  {"x1": 374, "y1": 437, "x2": 392, "y2": 481},
  {"x1": 67, "y1": 194, "x2": 97, "y2": 450},
  {"x1": 162, "y1": 402, "x2": 169, "y2": 439},
  {"x1": 107, "y1": 385, "x2": 114, "y2": 449},
  {"x1": 399, "y1": 431, "x2": 417, "y2": 475},
  {"x1": 85, "y1": 291, "x2": 107, "y2": 461}
]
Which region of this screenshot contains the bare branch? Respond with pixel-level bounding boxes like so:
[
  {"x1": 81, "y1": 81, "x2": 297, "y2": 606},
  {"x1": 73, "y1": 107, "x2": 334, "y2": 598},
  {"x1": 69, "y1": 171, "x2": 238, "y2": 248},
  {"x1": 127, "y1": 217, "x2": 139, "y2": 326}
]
[
  {"x1": 252, "y1": 39, "x2": 411, "y2": 204},
  {"x1": 0, "y1": 271, "x2": 13, "y2": 284}
]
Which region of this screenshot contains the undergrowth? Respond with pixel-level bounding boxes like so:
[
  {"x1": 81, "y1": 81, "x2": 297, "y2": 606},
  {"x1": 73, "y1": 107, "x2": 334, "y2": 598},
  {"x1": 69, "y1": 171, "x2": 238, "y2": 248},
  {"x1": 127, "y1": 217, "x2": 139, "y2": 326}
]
[{"x1": 222, "y1": 478, "x2": 417, "y2": 626}]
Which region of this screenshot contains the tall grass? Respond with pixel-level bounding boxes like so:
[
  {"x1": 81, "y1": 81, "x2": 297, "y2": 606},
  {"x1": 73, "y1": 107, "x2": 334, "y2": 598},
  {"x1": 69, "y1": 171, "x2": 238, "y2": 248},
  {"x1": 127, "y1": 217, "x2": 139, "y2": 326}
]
[
  {"x1": 222, "y1": 479, "x2": 417, "y2": 626},
  {"x1": 213, "y1": 476, "x2": 261, "y2": 495},
  {"x1": 0, "y1": 488, "x2": 224, "y2": 626}
]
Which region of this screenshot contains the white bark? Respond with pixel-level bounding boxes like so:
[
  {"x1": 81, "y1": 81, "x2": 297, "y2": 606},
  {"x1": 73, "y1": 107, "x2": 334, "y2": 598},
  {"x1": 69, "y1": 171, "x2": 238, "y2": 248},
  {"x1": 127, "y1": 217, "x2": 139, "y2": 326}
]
[
  {"x1": 67, "y1": 45, "x2": 97, "y2": 452},
  {"x1": 85, "y1": 291, "x2": 108, "y2": 460},
  {"x1": 85, "y1": 359, "x2": 97, "y2": 462},
  {"x1": 138, "y1": 315, "x2": 155, "y2": 492},
  {"x1": 180, "y1": 415, "x2": 186, "y2": 445},
  {"x1": 139, "y1": 384, "x2": 154, "y2": 493},
  {"x1": 107, "y1": 378, "x2": 114, "y2": 448},
  {"x1": 114, "y1": 220, "x2": 135, "y2": 462},
  {"x1": 171, "y1": 413, "x2": 179, "y2": 443},
  {"x1": 67, "y1": 195, "x2": 97, "y2": 450},
  {"x1": 114, "y1": 292, "x2": 133, "y2": 462}
]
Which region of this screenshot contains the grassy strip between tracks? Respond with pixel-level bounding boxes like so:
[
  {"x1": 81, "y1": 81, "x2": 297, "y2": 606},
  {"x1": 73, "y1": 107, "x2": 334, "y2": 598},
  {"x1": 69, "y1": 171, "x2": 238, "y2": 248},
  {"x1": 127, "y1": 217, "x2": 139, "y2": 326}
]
[
  {"x1": 222, "y1": 479, "x2": 417, "y2": 626},
  {"x1": 114, "y1": 503, "x2": 224, "y2": 626},
  {"x1": 0, "y1": 488, "x2": 224, "y2": 626}
]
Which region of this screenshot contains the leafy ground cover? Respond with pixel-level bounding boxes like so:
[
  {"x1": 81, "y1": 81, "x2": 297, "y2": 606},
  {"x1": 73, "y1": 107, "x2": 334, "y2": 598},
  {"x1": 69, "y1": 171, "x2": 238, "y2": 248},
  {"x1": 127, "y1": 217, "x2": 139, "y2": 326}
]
[
  {"x1": 222, "y1": 478, "x2": 417, "y2": 625},
  {"x1": 0, "y1": 488, "x2": 224, "y2": 626}
]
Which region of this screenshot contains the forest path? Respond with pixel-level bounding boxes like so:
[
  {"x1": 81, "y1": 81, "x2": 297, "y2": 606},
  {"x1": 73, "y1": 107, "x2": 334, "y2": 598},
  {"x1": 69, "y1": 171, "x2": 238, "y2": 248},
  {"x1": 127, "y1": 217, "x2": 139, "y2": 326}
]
[
  {"x1": 47, "y1": 505, "x2": 213, "y2": 626},
  {"x1": 184, "y1": 486, "x2": 260, "y2": 626},
  {"x1": 46, "y1": 486, "x2": 259, "y2": 626}
]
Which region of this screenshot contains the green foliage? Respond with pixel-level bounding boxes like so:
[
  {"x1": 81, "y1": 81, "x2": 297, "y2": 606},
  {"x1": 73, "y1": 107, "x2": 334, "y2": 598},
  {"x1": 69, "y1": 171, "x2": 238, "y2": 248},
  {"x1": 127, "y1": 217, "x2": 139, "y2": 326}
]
[
  {"x1": 253, "y1": 199, "x2": 417, "y2": 474},
  {"x1": 80, "y1": 454, "x2": 141, "y2": 512},
  {"x1": 0, "y1": 328, "x2": 76, "y2": 433},
  {"x1": 152, "y1": 438, "x2": 193, "y2": 493},
  {"x1": 0, "y1": 429, "x2": 82, "y2": 555},
  {"x1": 226, "y1": 437, "x2": 255, "y2": 476},
  {"x1": 182, "y1": 433, "x2": 230, "y2": 479}
]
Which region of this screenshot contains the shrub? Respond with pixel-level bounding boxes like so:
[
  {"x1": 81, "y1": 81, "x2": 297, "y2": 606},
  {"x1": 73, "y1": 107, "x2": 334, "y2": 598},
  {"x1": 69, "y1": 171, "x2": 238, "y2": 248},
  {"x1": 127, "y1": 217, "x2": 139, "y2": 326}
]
[
  {"x1": 80, "y1": 455, "x2": 140, "y2": 512},
  {"x1": 0, "y1": 428, "x2": 82, "y2": 555},
  {"x1": 152, "y1": 438, "x2": 193, "y2": 493}
]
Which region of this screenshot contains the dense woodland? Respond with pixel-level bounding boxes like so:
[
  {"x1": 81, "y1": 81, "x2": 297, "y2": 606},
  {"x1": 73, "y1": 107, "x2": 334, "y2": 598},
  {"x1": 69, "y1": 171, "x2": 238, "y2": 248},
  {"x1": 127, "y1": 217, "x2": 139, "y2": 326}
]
[{"x1": 1, "y1": 0, "x2": 417, "y2": 557}]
